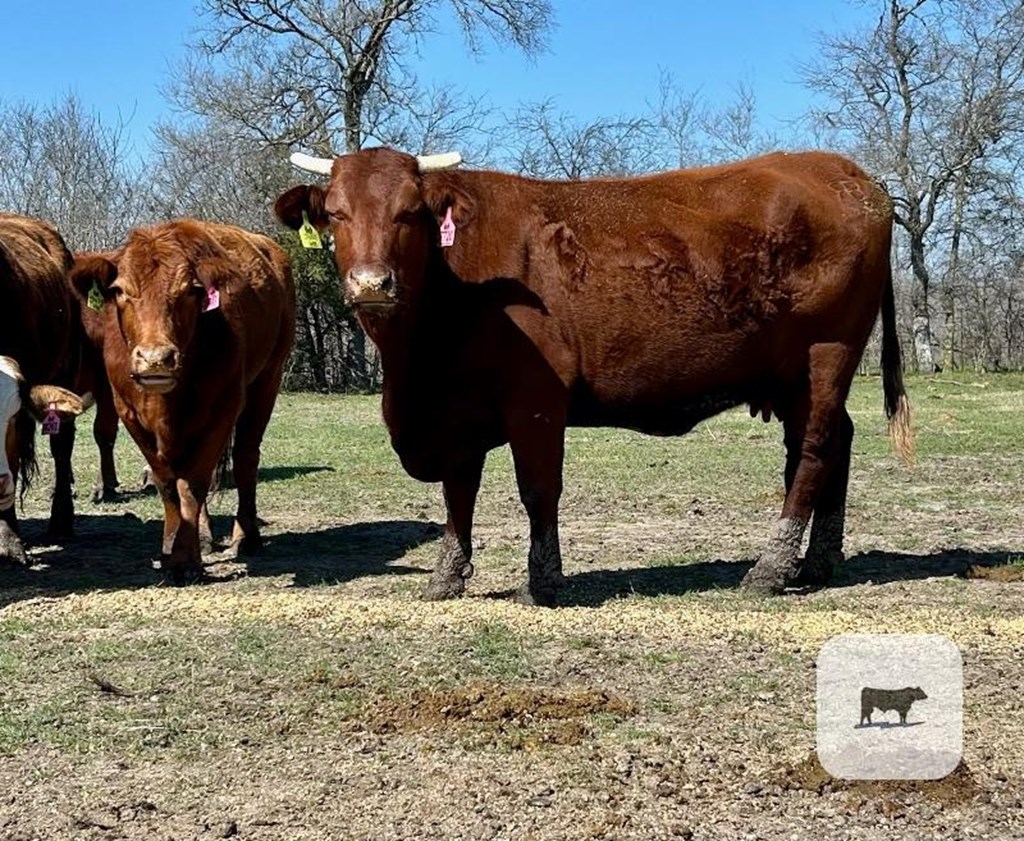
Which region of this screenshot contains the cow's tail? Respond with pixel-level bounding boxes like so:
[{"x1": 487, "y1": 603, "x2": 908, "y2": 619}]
[{"x1": 880, "y1": 266, "x2": 915, "y2": 465}]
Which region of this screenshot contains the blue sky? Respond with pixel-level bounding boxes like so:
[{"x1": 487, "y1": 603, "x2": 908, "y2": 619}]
[{"x1": 0, "y1": 0, "x2": 874, "y2": 158}]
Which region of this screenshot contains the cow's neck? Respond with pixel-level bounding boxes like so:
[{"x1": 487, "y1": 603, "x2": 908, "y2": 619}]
[{"x1": 358, "y1": 255, "x2": 464, "y2": 409}]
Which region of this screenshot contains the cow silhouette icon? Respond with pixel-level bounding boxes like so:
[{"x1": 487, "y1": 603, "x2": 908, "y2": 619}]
[{"x1": 859, "y1": 686, "x2": 928, "y2": 726}]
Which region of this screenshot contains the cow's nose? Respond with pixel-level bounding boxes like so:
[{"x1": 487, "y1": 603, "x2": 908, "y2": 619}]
[
  {"x1": 133, "y1": 345, "x2": 178, "y2": 370},
  {"x1": 346, "y1": 267, "x2": 396, "y2": 305}
]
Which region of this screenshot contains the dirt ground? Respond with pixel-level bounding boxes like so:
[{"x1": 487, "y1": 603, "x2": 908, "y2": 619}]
[{"x1": 2, "y1": 374, "x2": 1024, "y2": 840}]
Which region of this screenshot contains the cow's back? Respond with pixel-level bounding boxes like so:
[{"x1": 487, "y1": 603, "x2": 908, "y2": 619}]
[
  {"x1": 201, "y1": 223, "x2": 296, "y2": 383},
  {"x1": 439, "y1": 152, "x2": 893, "y2": 433},
  {"x1": 0, "y1": 214, "x2": 76, "y2": 385}
]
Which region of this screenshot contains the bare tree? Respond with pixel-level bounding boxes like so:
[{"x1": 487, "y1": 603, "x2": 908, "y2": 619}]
[
  {"x1": 505, "y1": 99, "x2": 658, "y2": 178},
  {"x1": 0, "y1": 94, "x2": 141, "y2": 250},
  {"x1": 802, "y1": 0, "x2": 1024, "y2": 371},
  {"x1": 171, "y1": 0, "x2": 552, "y2": 155}
]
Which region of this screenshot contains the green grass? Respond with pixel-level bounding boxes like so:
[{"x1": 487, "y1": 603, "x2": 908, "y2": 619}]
[{"x1": 2, "y1": 372, "x2": 1024, "y2": 771}]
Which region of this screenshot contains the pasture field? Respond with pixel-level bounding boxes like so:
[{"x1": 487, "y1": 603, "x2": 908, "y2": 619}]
[{"x1": 2, "y1": 373, "x2": 1024, "y2": 840}]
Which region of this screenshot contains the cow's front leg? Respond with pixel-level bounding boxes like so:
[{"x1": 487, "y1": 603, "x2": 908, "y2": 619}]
[
  {"x1": 166, "y1": 476, "x2": 209, "y2": 585},
  {"x1": 510, "y1": 424, "x2": 566, "y2": 608},
  {"x1": 46, "y1": 417, "x2": 76, "y2": 540},
  {"x1": 423, "y1": 453, "x2": 485, "y2": 601}
]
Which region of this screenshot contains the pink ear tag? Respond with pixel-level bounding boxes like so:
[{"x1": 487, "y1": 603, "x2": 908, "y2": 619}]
[
  {"x1": 42, "y1": 403, "x2": 60, "y2": 436},
  {"x1": 440, "y1": 207, "x2": 456, "y2": 247},
  {"x1": 203, "y1": 286, "x2": 220, "y2": 312}
]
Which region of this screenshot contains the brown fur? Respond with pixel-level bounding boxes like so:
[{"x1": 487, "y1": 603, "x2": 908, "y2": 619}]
[
  {"x1": 276, "y1": 147, "x2": 913, "y2": 603},
  {"x1": 70, "y1": 220, "x2": 296, "y2": 583},
  {"x1": 0, "y1": 213, "x2": 86, "y2": 545}
]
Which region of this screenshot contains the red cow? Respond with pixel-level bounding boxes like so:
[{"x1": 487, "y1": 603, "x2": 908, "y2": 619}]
[
  {"x1": 276, "y1": 147, "x2": 912, "y2": 605},
  {"x1": 70, "y1": 221, "x2": 296, "y2": 584}
]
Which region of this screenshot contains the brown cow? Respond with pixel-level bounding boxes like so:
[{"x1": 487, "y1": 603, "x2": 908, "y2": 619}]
[
  {"x1": 0, "y1": 213, "x2": 89, "y2": 561},
  {"x1": 69, "y1": 221, "x2": 296, "y2": 584},
  {"x1": 276, "y1": 147, "x2": 913, "y2": 606}
]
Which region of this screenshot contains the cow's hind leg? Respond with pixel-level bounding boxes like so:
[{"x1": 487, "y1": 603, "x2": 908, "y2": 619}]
[
  {"x1": 510, "y1": 421, "x2": 566, "y2": 608},
  {"x1": 800, "y1": 408, "x2": 854, "y2": 586},
  {"x1": 229, "y1": 368, "x2": 284, "y2": 555},
  {"x1": 742, "y1": 344, "x2": 856, "y2": 595},
  {"x1": 91, "y1": 389, "x2": 120, "y2": 503},
  {"x1": 423, "y1": 453, "x2": 485, "y2": 601},
  {"x1": 46, "y1": 418, "x2": 76, "y2": 540}
]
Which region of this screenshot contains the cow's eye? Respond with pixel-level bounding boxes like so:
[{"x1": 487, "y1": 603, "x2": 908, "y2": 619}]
[
  {"x1": 393, "y1": 208, "x2": 420, "y2": 225},
  {"x1": 328, "y1": 210, "x2": 349, "y2": 224}
]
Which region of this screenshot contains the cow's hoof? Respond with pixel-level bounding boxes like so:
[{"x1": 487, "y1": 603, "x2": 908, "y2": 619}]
[
  {"x1": 235, "y1": 533, "x2": 263, "y2": 556},
  {"x1": 421, "y1": 574, "x2": 466, "y2": 601},
  {"x1": 514, "y1": 582, "x2": 559, "y2": 608},
  {"x1": 163, "y1": 553, "x2": 204, "y2": 586},
  {"x1": 797, "y1": 550, "x2": 842, "y2": 587},
  {"x1": 92, "y1": 484, "x2": 120, "y2": 504},
  {"x1": 199, "y1": 534, "x2": 215, "y2": 556},
  {"x1": 740, "y1": 562, "x2": 792, "y2": 596}
]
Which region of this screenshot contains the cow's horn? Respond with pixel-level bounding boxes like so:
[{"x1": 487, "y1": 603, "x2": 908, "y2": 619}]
[
  {"x1": 289, "y1": 152, "x2": 334, "y2": 175},
  {"x1": 417, "y1": 152, "x2": 463, "y2": 171}
]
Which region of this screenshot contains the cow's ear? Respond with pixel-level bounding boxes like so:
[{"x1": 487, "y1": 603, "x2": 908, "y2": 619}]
[
  {"x1": 421, "y1": 178, "x2": 476, "y2": 232},
  {"x1": 26, "y1": 385, "x2": 85, "y2": 421},
  {"x1": 194, "y1": 255, "x2": 234, "y2": 294},
  {"x1": 69, "y1": 254, "x2": 118, "y2": 300},
  {"x1": 274, "y1": 185, "x2": 328, "y2": 230}
]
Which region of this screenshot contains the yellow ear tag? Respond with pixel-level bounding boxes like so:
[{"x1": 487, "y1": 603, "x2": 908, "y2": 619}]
[
  {"x1": 87, "y1": 281, "x2": 104, "y2": 311},
  {"x1": 299, "y1": 211, "x2": 323, "y2": 249}
]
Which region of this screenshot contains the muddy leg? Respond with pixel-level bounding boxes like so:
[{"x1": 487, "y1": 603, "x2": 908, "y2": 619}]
[
  {"x1": 47, "y1": 417, "x2": 76, "y2": 540},
  {"x1": 742, "y1": 345, "x2": 855, "y2": 595},
  {"x1": 423, "y1": 453, "x2": 485, "y2": 601},
  {"x1": 510, "y1": 426, "x2": 566, "y2": 608},
  {"x1": 800, "y1": 409, "x2": 854, "y2": 587}
]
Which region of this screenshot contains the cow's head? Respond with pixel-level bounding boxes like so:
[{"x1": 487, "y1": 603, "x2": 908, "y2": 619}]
[
  {"x1": 274, "y1": 147, "x2": 465, "y2": 316},
  {"x1": 69, "y1": 228, "x2": 229, "y2": 393},
  {"x1": 0, "y1": 356, "x2": 84, "y2": 511},
  {"x1": 910, "y1": 687, "x2": 928, "y2": 701}
]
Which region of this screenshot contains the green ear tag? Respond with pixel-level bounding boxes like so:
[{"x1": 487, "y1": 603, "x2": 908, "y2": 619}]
[
  {"x1": 87, "y1": 281, "x2": 104, "y2": 311},
  {"x1": 298, "y1": 211, "x2": 323, "y2": 249}
]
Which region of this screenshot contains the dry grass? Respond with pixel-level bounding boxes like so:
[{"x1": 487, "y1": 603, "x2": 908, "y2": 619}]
[{"x1": 2, "y1": 372, "x2": 1024, "y2": 839}]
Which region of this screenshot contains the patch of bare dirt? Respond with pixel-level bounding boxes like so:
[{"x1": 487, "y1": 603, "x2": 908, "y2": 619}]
[
  {"x1": 774, "y1": 751, "x2": 982, "y2": 811},
  {"x1": 965, "y1": 563, "x2": 1024, "y2": 582},
  {"x1": 366, "y1": 681, "x2": 635, "y2": 747}
]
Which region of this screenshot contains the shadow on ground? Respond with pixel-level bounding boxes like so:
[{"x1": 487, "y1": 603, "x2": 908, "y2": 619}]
[
  {"x1": 558, "y1": 548, "x2": 1017, "y2": 607},
  {"x1": 0, "y1": 513, "x2": 440, "y2": 611}
]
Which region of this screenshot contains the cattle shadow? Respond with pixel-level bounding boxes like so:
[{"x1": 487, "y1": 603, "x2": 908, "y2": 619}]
[
  {"x1": 854, "y1": 721, "x2": 925, "y2": 729},
  {"x1": 558, "y1": 548, "x2": 1017, "y2": 607},
  {"x1": 0, "y1": 514, "x2": 440, "y2": 610},
  {"x1": 233, "y1": 518, "x2": 440, "y2": 587}
]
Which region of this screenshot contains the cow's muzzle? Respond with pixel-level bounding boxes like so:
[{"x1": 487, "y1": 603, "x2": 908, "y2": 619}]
[
  {"x1": 131, "y1": 345, "x2": 180, "y2": 392},
  {"x1": 345, "y1": 267, "x2": 397, "y2": 310}
]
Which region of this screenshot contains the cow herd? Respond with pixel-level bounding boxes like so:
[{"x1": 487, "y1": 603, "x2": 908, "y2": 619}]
[{"x1": 1, "y1": 146, "x2": 914, "y2": 605}]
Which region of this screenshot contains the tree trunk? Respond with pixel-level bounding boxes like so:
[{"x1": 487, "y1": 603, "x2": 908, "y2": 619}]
[{"x1": 908, "y1": 230, "x2": 940, "y2": 372}]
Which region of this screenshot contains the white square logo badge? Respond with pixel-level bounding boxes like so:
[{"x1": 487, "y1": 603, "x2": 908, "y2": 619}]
[{"x1": 816, "y1": 633, "x2": 962, "y2": 780}]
